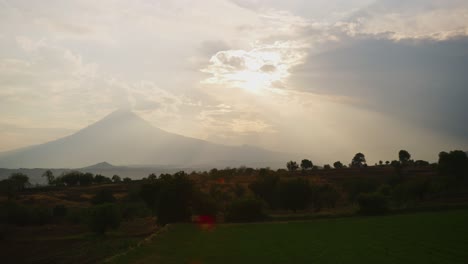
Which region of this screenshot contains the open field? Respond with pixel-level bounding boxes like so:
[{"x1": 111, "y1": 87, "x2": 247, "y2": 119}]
[
  {"x1": 0, "y1": 218, "x2": 156, "y2": 264},
  {"x1": 111, "y1": 210, "x2": 468, "y2": 264}
]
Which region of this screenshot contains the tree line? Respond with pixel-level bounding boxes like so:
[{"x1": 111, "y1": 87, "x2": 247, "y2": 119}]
[{"x1": 1, "y1": 149, "x2": 467, "y2": 233}]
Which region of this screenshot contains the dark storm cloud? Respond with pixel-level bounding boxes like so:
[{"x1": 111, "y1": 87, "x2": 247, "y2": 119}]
[{"x1": 290, "y1": 36, "x2": 468, "y2": 141}]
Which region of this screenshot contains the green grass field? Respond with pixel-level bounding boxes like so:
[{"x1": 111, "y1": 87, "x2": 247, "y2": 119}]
[{"x1": 111, "y1": 210, "x2": 468, "y2": 264}]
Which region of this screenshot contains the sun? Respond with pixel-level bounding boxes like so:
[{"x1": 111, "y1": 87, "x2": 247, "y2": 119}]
[
  {"x1": 202, "y1": 43, "x2": 304, "y2": 93},
  {"x1": 226, "y1": 69, "x2": 280, "y2": 92}
]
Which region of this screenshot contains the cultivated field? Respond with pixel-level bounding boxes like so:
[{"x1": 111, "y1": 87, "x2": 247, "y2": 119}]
[{"x1": 111, "y1": 210, "x2": 468, "y2": 264}]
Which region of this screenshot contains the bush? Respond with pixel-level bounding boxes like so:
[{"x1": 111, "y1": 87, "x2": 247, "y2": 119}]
[
  {"x1": 357, "y1": 193, "x2": 388, "y2": 215},
  {"x1": 249, "y1": 174, "x2": 281, "y2": 209},
  {"x1": 120, "y1": 202, "x2": 151, "y2": 220},
  {"x1": 280, "y1": 179, "x2": 311, "y2": 212},
  {"x1": 29, "y1": 207, "x2": 53, "y2": 225},
  {"x1": 53, "y1": 205, "x2": 68, "y2": 217},
  {"x1": 344, "y1": 178, "x2": 379, "y2": 202},
  {"x1": 225, "y1": 198, "x2": 265, "y2": 223},
  {"x1": 391, "y1": 178, "x2": 431, "y2": 207},
  {"x1": 192, "y1": 191, "x2": 219, "y2": 216},
  {"x1": 65, "y1": 208, "x2": 88, "y2": 224},
  {"x1": 87, "y1": 203, "x2": 121, "y2": 234},
  {"x1": 311, "y1": 184, "x2": 340, "y2": 211},
  {"x1": 1, "y1": 202, "x2": 30, "y2": 225},
  {"x1": 123, "y1": 177, "x2": 132, "y2": 183},
  {"x1": 91, "y1": 189, "x2": 116, "y2": 205},
  {"x1": 377, "y1": 184, "x2": 392, "y2": 196},
  {"x1": 140, "y1": 172, "x2": 194, "y2": 225},
  {"x1": 0, "y1": 202, "x2": 52, "y2": 226}
]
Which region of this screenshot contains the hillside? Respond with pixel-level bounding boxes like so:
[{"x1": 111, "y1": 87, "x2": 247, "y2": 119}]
[{"x1": 0, "y1": 110, "x2": 295, "y2": 169}]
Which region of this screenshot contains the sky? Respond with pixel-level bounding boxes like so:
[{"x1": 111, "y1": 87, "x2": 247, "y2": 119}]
[{"x1": 0, "y1": 0, "x2": 467, "y2": 164}]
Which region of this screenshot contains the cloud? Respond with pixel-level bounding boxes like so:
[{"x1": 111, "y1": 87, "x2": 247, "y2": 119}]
[
  {"x1": 289, "y1": 36, "x2": 468, "y2": 142},
  {"x1": 0, "y1": 35, "x2": 199, "y2": 138},
  {"x1": 194, "y1": 104, "x2": 276, "y2": 145},
  {"x1": 201, "y1": 40, "x2": 307, "y2": 92},
  {"x1": 340, "y1": 0, "x2": 468, "y2": 40}
]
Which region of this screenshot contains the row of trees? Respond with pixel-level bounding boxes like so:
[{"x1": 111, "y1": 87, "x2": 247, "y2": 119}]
[
  {"x1": 42, "y1": 170, "x2": 131, "y2": 186},
  {"x1": 2, "y1": 149, "x2": 467, "y2": 229},
  {"x1": 286, "y1": 150, "x2": 435, "y2": 172}
]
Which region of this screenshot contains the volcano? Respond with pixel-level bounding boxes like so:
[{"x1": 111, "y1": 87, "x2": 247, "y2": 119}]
[{"x1": 0, "y1": 110, "x2": 291, "y2": 168}]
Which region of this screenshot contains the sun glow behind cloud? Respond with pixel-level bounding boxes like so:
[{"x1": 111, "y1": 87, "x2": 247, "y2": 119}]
[{"x1": 202, "y1": 41, "x2": 306, "y2": 93}]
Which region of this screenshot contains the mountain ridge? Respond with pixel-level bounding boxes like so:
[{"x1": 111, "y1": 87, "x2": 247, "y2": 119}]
[{"x1": 0, "y1": 110, "x2": 296, "y2": 169}]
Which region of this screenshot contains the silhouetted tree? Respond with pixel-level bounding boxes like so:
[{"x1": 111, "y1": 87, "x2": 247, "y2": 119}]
[
  {"x1": 88, "y1": 203, "x2": 121, "y2": 234},
  {"x1": 112, "y1": 175, "x2": 121, "y2": 183},
  {"x1": 438, "y1": 150, "x2": 468, "y2": 181},
  {"x1": 57, "y1": 171, "x2": 81, "y2": 186},
  {"x1": 333, "y1": 161, "x2": 344, "y2": 169},
  {"x1": 311, "y1": 184, "x2": 340, "y2": 211},
  {"x1": 323, "y1": 164, "x2": 331, "y2": 170},
  {"x1": 147, "y1": 173, "x2": 157, "y2": 181},
  {"x1": 249, "y1": 174, "x2": 281, "y2": 209},
  {"x1": 280, "y1": 178, "x2": 311, "y2": 212},
  {"x1": 225, "y1": 198, "x2": 265, "y2": 223},
  {"x1": 9, "y1": 173, "x2": 29, "y2": 191},
  {"x1": 191, "y1": 191, "x2": 218, "y2": 216},
  {"x1": 0, "y1": 179, "x2": 19, "y2": 200},
  {"x1": 286, "y1": 161, "x2": 299, "y2": 172},
  {"x1": 156, "y1": 172, "x2": 193, "y2": 225},
  {"x1": 399, "y1": 150, "x2": 411, "y2": 165},
  {"x1": 123, "y1": 177, "x2": 132, "y2": 183},
  {"x1": 351, "y1": 153, "x2": 366, "y2": 168},
  {"x1": 140, "y1": 171, "x2": 194, "y2": 225},
  {"x1": 80, "y1": 173, "x2": 94, "y2": 186},
  {"x1": 300, "y1": 159, "x2": 313, "y2": 171},
  {"x1": 385, "y1": 161, "x2": 390, "y2": 165},
  {"x1": 91, "y1": 189, "x2": 116, "y2": 205},
  {"x1": 357, "y1": 192, "x2": 388, "y2": 215},
  {"x1": 390, "y1": 160, "x2": 400, "y2": 167},
  {"x1": 42, "y1": 170, "x2": 55, "y2": 185},
  {"x1": 233, "y1": 183, "x2": 246, "y2": 198},
  {"x1": 94, "y1": 174, "x2": 111, "y2": 184},
  {"x1": 379, "y1": 160, "x2": 383, "y2": 166},
  {"x1": 414, "y1": 160, "x2": 430, "y2": 167}
]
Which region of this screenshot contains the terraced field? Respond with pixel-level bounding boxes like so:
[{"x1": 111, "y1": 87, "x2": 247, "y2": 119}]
[{"x1": 111, "y1": 210, "x2": 468, "y2": 264}]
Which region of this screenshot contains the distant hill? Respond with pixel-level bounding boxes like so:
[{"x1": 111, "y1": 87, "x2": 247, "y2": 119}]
[
  {"x1": 0, "y1": 110, "x2": 296, "y2": 169},
  {"x1": 81, "y1": 162, "x2": 120, "y2": 170}
]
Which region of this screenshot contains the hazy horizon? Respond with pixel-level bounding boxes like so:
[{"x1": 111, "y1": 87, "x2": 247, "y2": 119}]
[{"x1": 1, "y1": 0, "x2": 468, "y2": 165}]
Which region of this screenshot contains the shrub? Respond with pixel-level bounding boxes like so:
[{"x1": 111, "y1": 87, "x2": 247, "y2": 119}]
[
  {"x1": 53, "y1": 205, "x2": 68, "y2": 217},
  {"x1": 311, "y1": 184, "x2": 340, "y2": 211},
  {"x1": 357, "y1": 192, "x2": 388, "y2": 215},
  {"x1": 94, "y1": 174, "x2": 112, "y2": 184},
  {"x1": 225, "y1": 198, "x2": 265, "y2": 223},
  {"x1": 0, "y1": 202, "x2": 52, "y2": 226},
  {"x1": 120, "y1": 202, "x2": 151, "y2": 220},
  {"x1": 29, "y1": 207, "x2": 53, "y2": 225},
  {"x1": 344, "y1": 178, "x2": 379, "y2": 202},
  {"x1": 156, "y1": 185, "x2": 192, "y2": 225},
  {"x1": 123, "y1": 177, "x2": 132, "y2": 183},
  {"x1": 233, "y1": 183, "x2": 246, "y2": 198},
  {"x1": 192, "y1": 191, "x2": 219, "y2": 216},
  {"x1": 140, "y1": 172, "x2": 194, "y2": 225},
  {"x1": 280, "y1": 178, "x2": 311, "y2": 212},
  {"x1": 2, "y1": 202, "x2": 30, "y2": 225},
  {"x1": 249, "y1": 174, "x2": 281, "y2": 209},
  {"x1": 377, "y1": 184, "x2": 392, "y2": 196},
  {"x1": 65, "y1": 208, "x2": 88, "y2": 224},
  {"x1": 91, "y1": 189, "x2": 116, "y2": 205},
  {"x1": 87, "y1": 203, "x2": 121, "y2": 234}
]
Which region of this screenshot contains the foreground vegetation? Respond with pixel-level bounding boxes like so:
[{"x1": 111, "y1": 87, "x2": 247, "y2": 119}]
[
  {"x1": 111, "y1": 210, "x2": 468, "y2": 264},
  {"x1": 0, "y1": 149, "x2": 467, "y2": 263}
]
